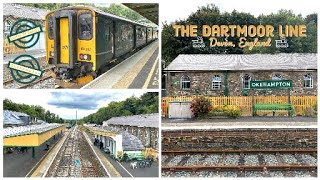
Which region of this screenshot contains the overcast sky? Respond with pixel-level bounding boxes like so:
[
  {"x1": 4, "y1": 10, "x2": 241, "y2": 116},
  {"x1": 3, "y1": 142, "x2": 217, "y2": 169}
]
[
  {"x1": 161, "y1": 0, "x2": 318, "y2": 23},
  {"x1": 3, "y1": 90, "x2": 146, "y2": 120}
]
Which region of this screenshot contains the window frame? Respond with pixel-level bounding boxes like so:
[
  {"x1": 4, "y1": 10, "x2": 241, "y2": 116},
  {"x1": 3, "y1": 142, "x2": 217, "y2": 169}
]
[
  {"x1": 180, "y1": 75, "x2": 191, "y2": 90},
  {"x1": 303, "y1": 74, "x2": 313, "y2": 88},
  {"x1": 78, "y1": 12, "x2": 93, "y2": 40},
  {"x1": 242, "y1": 74, "x2": 251, "y2": 89},
  {"x1": 272, "y1": 74, "x2": 283, "y2": 80},
  {"x1": 212, "y1": 75, "x2": 222, "y2": 90}
]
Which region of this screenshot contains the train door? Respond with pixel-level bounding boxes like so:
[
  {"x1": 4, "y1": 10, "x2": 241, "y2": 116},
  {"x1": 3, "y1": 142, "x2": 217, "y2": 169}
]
[
  {"x1": 60, "y1": 18, "x2": 69, "y2": 64},
  {"x1": 52, "y1": 10, "x2": 77, "y2": 68}
]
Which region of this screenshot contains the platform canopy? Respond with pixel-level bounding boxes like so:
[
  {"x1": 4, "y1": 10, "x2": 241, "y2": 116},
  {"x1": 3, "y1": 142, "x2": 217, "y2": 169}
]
[
  {"x1": 3, "y1": 124, "x2": 65, "y2": 147},
  {"x1": 123, "y1": 3, "x2": 158, "y2": 25}
]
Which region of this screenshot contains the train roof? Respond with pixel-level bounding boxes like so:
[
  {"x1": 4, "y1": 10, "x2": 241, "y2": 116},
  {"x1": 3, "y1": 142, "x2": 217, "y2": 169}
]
[{"x1": 46, "y1": 5, "x2": 155, "y2": 28}]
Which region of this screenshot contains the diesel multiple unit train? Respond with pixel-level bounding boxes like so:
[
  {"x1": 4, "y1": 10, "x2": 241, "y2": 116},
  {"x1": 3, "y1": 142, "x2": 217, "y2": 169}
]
[{"x1": 45, "y1": 6, "x2": 158, "y2": 87}]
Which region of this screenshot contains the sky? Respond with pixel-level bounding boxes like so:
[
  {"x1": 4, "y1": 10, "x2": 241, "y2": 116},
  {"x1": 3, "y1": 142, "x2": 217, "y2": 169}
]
[
  {"x1": 3, "y1": 90, "x2": 147, "y2": 120},
  {"x1": 161, "y1": 0, "x2": 318, "y2": 23}
]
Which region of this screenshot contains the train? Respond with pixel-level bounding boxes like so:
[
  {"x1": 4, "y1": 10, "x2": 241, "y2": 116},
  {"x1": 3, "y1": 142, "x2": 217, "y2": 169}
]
[{"x1": 45, "y1": 6, "x2": 158, "y2": 88}]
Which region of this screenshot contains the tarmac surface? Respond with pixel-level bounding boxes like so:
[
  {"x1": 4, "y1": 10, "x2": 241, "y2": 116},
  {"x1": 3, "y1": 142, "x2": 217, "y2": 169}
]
[
  {"x1": 162, "y1": 116, "x2": 317, "y2": 127},
  {"x1": 3, "y1": 133, "x2": 63, "y2": 177}
]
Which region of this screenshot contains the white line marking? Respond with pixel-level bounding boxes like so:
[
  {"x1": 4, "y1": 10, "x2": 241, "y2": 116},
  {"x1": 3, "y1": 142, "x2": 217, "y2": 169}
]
[{"x1": 116, "y1": 161, "x2": 134, "y2": 177}]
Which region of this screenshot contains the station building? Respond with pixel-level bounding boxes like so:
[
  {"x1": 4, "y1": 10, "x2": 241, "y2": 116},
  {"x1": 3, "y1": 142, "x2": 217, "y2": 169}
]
[
  {"x1": 103, "y1": 113, "x2": 159, "y2": 150},
  {"x1": 3, "y1": 3, "x2": 48, "y2": 54},
  {"x1": 164, "y1": 53, "x2": 317, "y2": 96},
  {"x1": 85, "y1": 125, "x2": 145, "y2": 159}
]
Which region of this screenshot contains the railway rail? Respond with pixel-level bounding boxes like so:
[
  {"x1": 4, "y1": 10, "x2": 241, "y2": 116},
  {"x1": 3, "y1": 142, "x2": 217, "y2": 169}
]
[
  {"x1": 45, "y1": 126, "x2": 109, "y2": 177},
  {"x1": 161, "y1": 150, "x2": 317, "y2": 178},
  {"x1": 4, "y1": 65, "x2": 58, "y2": 89}
]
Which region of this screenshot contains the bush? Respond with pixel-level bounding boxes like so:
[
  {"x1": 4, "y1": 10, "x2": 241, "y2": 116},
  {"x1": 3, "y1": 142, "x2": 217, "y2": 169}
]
[
  {"x1": 190, "y1": 96, "x2": 212, "y2": 117},
  {"x1": 209, "y1": 105, "x2": 241, "y2": 118}
]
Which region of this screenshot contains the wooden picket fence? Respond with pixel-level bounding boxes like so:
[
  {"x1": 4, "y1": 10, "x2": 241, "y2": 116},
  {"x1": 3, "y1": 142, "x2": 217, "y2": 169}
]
[{"x1": 162, "y1": 96, "x2": 317, "y2": 117}]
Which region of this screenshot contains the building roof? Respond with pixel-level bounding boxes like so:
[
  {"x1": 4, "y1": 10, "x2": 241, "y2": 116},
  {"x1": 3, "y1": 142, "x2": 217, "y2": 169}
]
[
  {"x1": 85, "y1": 125, "x2": 144, "y2": 151},
  {"x1": 4, "y1": 123, "x2": 63, "y2": 138},
  {"x1": 4, "y1": 110, "x2": 29, "y2": 125},
  {"x1": 4, "y1": 3, "x2": 49, "y2": 20},
  {"x1": 120, "y1": 131, "x2": 145, "y2": 151},
  {"x1": 165, "y1": 53, "x2": 317, "y2": 71},
  {"x1": 105, "y1": 113, "x2": 159, "y2": 128}
]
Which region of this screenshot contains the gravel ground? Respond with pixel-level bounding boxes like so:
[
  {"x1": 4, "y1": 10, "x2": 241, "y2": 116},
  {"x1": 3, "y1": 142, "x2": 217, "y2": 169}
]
[
  {"x1": 281, "y1": 154, "x2": 299, "y2": 165},
  {"x1": 185, "y1": 154, "x2": 203, "y2": 166},
  {"x1": 294, "y1": 171, "x2": 311, "y2": 177},
  {"x1": 203, "y1": 154, "x2": 220, "y2": 166},
  {"x1": 244, "y1": 155, "x2": 259, "y2": 166},
  {"x1": 269, "y1": 171, "x2": 284, "y2": 177},
  {"x1": 245, "y1": 171, "x2": 262, "y2": 177},
  {"x1": 165, "y1": 155, "x2": 184, "y2": 167},
  {"x1": 300, "y1": 154, "x2": 317, "y2": 165},
  {"x1": 224, "y1": 154, "x2": 239, "y2": 165},
  {"x1": 162, "y1": 170, "x2": 313, "y2": 178},
  {"x1": 161, "y1": 155, "x2": 168, "y2": 166},
  {"x1": 264, "y1": 154, "x2": 278, "y2": 165}
]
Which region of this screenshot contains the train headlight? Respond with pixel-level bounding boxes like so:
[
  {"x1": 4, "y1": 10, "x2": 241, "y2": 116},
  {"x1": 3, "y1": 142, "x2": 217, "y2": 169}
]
[
  {"x1": 79, "y1": 54, "x2": 91, "y2": 61},
  {"x1": 50, "y1": 51, "x2": 54, "y2": 57}
]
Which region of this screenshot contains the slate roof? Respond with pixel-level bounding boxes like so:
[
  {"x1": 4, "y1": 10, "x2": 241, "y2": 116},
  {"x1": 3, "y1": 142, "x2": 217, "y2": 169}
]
[
  {"x1": 85, "y1": 125, "x2": 145, "y2": 151},
  {"x1": 165, "y1": 53, "x2": 317, "y2": 71},
  {"x1": 4, "y1": 3, "x2": 49, "y2": 20},
  {"x1": 4, "y1": 110, "x2": 29, "y2": 125},
  {"x1": 105, "y1": 113, "x2": 159, "y2": 128}
]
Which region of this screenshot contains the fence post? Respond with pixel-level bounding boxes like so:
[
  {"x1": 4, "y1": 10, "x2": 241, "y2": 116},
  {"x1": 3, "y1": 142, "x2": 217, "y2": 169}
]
[{"x1": 251, "y1": 95, "x2": 255, "y2": 116}]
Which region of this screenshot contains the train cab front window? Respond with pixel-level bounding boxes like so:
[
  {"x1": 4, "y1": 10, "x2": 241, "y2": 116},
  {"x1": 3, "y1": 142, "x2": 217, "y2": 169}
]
[
  {"x1": 48, "y1": 16, "x2": 54, "y2": 39},
  {"x1": 78, "y1": 13, "x2": 93, "y2": 40}
]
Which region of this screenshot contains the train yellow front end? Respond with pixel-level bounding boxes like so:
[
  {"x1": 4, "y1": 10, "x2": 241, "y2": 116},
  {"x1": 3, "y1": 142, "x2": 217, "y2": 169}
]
[{"x1": 45, "y1": 7, "x2": 96, "y2": 88}]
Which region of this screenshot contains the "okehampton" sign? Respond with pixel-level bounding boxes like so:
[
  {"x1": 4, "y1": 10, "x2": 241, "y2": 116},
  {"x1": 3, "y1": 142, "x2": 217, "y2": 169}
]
[{"x1": 250, "y1": 80, "x2": 292, "y2": 89}]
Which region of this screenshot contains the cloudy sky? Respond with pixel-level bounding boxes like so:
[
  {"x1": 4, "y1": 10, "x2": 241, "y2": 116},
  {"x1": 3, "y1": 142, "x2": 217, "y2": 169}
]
[
  {"x1": 3, "y1": 90, "x2": 147, "y2": 119},
  {"x1": 161, "y1": 0, "x2": 318, "y2": 23}
]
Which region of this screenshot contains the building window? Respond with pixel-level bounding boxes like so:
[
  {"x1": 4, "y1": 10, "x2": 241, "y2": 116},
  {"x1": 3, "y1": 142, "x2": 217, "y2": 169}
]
[
  {"x1": 4, "y1": 20, "x2": 12, "y2": 37},
  {"x1": 242, "y1": 74, "x2": 251, "y2": 89},
  {"x1": 304, "y1": 74, "x2": 313, "y2": 88},
  {"x1": 212, "y1": 75, "x2": 221, "y2": 90},
  {"x1": 272, "y1": 74, "x2": 282, "y2": 80},
  {"x1": 181, "y1": 75, "x2": 191, "y2": 90}
]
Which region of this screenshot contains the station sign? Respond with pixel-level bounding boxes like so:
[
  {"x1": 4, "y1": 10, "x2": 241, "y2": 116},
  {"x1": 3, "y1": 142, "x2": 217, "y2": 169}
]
[{"x1": 250, "y1": 80, "x2": 292, "y2": 89}]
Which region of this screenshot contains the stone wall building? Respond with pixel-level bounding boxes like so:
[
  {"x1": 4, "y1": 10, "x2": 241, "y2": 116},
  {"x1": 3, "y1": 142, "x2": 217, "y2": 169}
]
[
  {"x1": 3, "y1": 4, "x2": 48, "y2": 54},
  {"x1": 164, "y1": 53, "x2": 317, "y2": 96},
  {"x1": 103, "y1": 113, "x2": 159, "y2": 150}
]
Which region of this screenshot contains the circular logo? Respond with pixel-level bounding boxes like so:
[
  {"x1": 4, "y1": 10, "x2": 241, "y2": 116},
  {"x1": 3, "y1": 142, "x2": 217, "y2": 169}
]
[
  {"x1": 8, "y1": 54, "x2": 43, "y2": 84},
  {"x1": 7, "y1": 19, "x2": 43, "y2": 49}
]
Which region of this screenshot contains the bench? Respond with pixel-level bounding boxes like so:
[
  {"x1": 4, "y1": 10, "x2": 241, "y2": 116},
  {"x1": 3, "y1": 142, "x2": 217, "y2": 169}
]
[{"x1": 253, "y1": 104, "x2": 295, "y2": 117}]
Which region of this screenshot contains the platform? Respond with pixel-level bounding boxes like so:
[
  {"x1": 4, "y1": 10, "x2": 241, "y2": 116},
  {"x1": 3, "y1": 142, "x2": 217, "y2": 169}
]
[{"x1": 82, "y1": 40, "x2": 159, "y2": 89}]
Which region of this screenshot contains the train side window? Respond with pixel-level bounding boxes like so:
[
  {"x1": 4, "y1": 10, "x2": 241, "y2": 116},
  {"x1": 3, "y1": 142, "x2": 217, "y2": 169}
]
[
  {"x1": 48, "y1": 16, "x2": 54, "y2": 39},
  {"x1": 78, "y1": 13, "x2": 93, "y2": 40}
]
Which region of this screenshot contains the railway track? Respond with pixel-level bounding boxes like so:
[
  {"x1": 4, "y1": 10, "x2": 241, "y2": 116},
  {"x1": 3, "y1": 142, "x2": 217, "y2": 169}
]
[
  {"x1": 45, "y1": 126, "x2": 109, "y2": 177},
  {"x1": 4, "y1": 65, "x2": 58, "y2": 89},
  {"x1": 161, "y1": 150, "x2": 317, "y2": 178}
]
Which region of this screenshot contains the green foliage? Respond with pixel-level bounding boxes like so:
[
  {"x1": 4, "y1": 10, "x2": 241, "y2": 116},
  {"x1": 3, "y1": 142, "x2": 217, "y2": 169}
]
[
  {"x1": 18, "y1": 3, "x2": 154, "y2": 26},
  {"x1": 80, "y1": 92, "x2": 158, "y2": 125},
  {"x1": 190, "y1": 96, "x2": 212, "y2": 117},
  {"x1": 162, "y1": 4, "x2": 317, "y2": 68},
  {"x1": 3, "y1": 99, "x2": 64, "y2": 123},
  {"x1": 209, "y1": 105, "x2": 241, "y2": 118}
]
